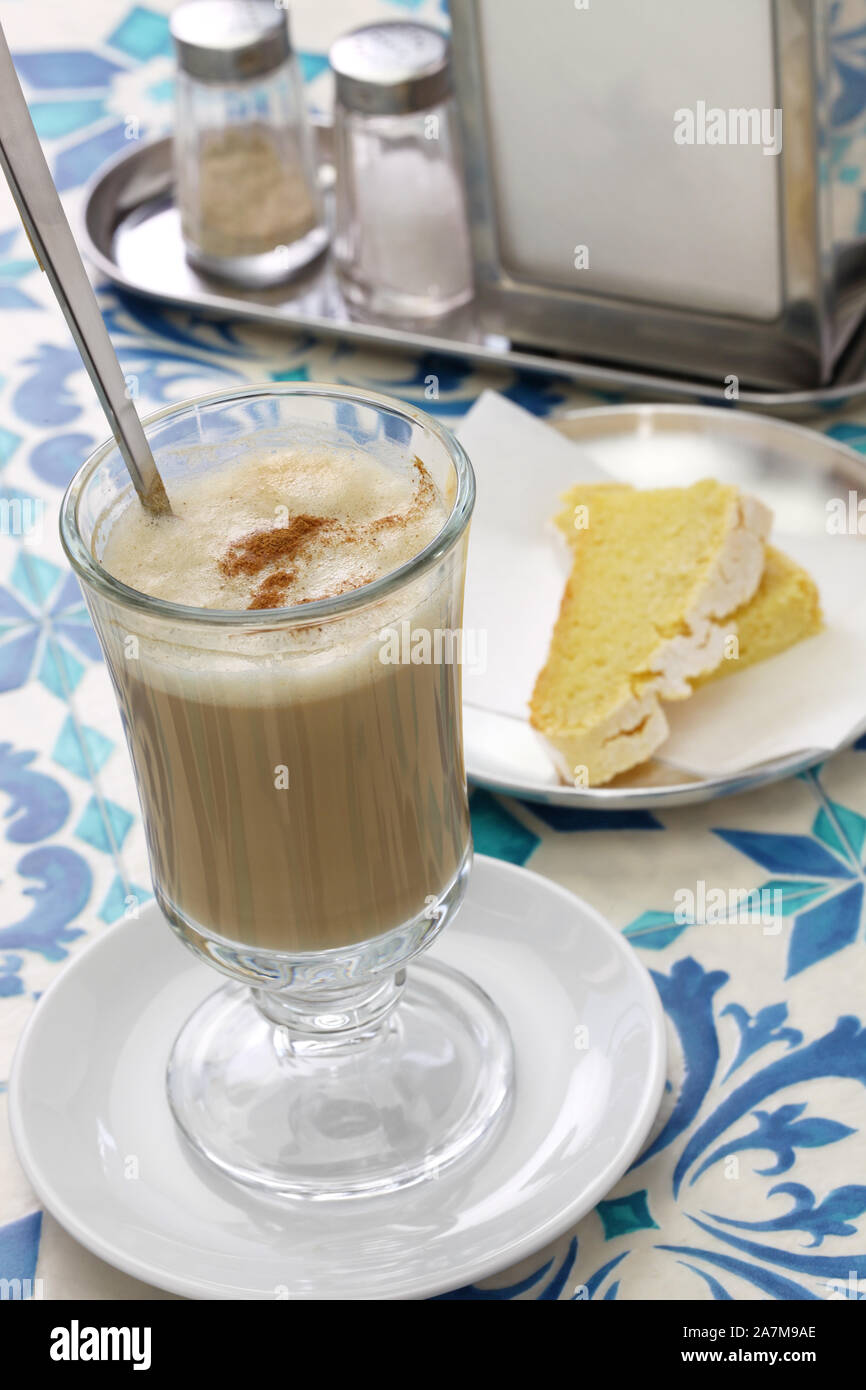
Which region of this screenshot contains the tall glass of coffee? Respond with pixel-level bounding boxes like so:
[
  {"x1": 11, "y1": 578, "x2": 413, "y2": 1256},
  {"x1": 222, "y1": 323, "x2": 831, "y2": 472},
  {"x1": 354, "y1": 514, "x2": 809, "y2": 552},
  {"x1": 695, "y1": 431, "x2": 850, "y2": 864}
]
[{"x1": 60, "y1": 384, "x2": 511, "y2": 1198}]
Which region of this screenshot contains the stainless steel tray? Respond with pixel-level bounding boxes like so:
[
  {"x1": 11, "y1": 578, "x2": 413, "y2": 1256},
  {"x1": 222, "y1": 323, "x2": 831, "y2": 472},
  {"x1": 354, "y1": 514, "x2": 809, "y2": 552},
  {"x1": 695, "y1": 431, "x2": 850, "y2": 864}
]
[
  {"x1": 80, "y1": 131, "x2": 866, "y2": 416},
  {"x1": 464, "y1": 405, "x2": 866, "y2": 809}
]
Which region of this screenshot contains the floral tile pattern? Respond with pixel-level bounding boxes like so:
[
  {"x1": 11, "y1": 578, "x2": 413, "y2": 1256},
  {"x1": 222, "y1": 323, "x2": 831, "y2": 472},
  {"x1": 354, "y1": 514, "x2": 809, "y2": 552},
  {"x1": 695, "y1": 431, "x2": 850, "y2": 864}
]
[{"x1": 1, "y1": 0, "x2": 866, "y2": 1303}]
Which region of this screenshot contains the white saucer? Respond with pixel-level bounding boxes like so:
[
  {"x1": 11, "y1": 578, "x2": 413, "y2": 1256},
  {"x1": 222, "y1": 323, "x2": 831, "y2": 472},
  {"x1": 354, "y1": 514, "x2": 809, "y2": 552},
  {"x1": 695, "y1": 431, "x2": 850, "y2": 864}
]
[{"x1": 9, "y1": 856, "x2": 665, "y2": 1300}]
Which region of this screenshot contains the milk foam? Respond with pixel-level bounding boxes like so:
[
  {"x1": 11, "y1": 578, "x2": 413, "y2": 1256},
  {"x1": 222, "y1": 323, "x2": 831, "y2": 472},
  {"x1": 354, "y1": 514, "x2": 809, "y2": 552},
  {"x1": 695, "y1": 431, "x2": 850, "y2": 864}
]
[{"x1": 100, "y1": 443, "x2": 448, "y2": 611}]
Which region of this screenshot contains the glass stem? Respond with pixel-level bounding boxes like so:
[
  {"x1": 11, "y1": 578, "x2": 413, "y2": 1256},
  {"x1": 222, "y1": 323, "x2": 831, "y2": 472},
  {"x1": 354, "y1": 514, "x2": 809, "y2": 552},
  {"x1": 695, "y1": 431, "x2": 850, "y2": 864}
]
[{"x1": 251, "y1": 968, "x2": 406, "y2": 1049}]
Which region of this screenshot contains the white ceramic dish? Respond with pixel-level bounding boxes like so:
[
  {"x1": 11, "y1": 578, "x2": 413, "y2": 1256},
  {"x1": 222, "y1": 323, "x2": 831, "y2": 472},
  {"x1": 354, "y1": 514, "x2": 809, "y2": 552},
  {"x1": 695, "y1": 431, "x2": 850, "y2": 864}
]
[
  {"x1": 9, "y1": 855, "x2": 665, "y2": 1301},
  {"x1": 464, "y1": 404, "x2": 866, "y2": 809}
]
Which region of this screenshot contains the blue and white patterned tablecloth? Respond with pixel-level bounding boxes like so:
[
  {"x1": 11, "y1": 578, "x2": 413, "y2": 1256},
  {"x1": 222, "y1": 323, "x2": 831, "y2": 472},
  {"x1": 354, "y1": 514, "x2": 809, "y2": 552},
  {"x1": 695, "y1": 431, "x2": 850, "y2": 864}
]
[{"x1": 3, "y1": 0, "x2": 866, "y2": 1303}]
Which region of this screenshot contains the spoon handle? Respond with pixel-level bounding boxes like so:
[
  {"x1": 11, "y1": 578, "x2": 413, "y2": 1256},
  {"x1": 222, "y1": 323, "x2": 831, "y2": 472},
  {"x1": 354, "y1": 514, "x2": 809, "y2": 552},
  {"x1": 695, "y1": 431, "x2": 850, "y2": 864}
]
[{"x1": 0, "y1": 25, "x2": 171, "y2": 514}]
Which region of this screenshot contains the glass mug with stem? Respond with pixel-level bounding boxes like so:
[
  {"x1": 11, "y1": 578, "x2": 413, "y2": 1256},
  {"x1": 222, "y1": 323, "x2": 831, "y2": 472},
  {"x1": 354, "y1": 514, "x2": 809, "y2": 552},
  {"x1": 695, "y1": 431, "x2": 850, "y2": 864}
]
[{"x1": 60, "y1": 384, "x2": 512, "y2": 1199}]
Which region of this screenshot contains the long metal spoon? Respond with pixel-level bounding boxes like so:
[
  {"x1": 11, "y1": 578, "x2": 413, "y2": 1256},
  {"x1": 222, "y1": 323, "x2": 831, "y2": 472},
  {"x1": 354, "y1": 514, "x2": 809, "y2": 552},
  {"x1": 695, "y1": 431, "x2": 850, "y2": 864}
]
[{"x1": 0, "y1": 24, "x2": 171, "y2": 515}]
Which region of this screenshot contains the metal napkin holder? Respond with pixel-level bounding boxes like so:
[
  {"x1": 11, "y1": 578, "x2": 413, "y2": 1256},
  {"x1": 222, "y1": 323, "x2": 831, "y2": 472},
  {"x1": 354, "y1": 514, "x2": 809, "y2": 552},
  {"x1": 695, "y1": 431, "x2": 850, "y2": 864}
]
[{"x1": 449, "y1": 0, "x2": 866, "y2": 390}]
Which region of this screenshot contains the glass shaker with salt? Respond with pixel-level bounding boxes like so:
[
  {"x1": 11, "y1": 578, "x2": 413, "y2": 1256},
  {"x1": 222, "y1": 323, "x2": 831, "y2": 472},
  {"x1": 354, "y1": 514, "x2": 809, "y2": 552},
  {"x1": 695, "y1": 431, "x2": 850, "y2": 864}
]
[
  {"x1": 330, "y1": 21, "x2": 474, "y2": 320},
  {"x1": 170, "y1": 0, "x2": 328, "y2": 288}
]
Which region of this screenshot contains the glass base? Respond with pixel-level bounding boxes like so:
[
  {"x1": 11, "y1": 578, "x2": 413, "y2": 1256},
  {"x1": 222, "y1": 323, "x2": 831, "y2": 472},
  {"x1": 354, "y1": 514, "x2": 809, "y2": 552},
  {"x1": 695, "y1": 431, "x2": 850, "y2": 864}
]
[
  {"x1": 167, "y1": 959, "x2": 513, "y2": 1199},
  {"x1": 336, "y1": 264, "x2": 475, "y2": 323},
  {"x1": 186, "y1": 223, "x2": 330, "y2": 289}
]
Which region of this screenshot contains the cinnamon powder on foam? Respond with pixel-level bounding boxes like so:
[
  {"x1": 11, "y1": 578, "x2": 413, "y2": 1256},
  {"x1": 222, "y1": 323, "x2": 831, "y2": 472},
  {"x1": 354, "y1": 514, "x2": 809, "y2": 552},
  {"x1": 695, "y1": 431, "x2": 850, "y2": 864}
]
[{"x1": 218, "y1": 459, "x2": 437, "y2": 610}]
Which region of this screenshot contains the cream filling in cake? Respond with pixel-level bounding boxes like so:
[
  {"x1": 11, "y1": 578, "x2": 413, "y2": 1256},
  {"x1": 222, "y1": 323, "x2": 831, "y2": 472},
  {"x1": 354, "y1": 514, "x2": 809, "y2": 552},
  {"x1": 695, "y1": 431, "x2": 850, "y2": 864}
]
[{"x1": 645, "y1": 492, "x2": 771, "y2": 698}]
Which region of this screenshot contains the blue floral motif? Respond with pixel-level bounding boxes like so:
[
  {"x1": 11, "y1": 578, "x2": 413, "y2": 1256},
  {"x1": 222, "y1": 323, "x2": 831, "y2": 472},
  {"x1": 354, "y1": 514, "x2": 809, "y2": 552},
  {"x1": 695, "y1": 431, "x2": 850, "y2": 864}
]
[
  {"x1": 53, "y1": 716, "x2": 114, "y2": 781},
  {"x1": 580, "y1": 956, "x2": 866, "y2": 1300},
  {"x1": 527, "y1": 803, "x2": 663, "y2": 833},
  {"x1": 54, "y1": 125, "x2": 131, "y2": 194},
  {"x1": 624, "y1": 909, "x2": 690, "y2": 952},
  {"x1": 690, "y1": 1104, "x2": 854, "y2": 1181},
  {"x1": 75, "y1": 795, "x2": 133, "y2": 856},
  {"x1": 829, "y1": 1, "x2": 866, "y2": 129},
  {"x1": 673, "y1": 1013, "x2": 866, "y2": 1195},
  {"x1": 677, "y1": 1263, "x2": 733, "y2": 1300},
  {"x1": 11, "y1": 51, "x2": 124, "y2": 90},
  {"x1": 0, "y1": 741, "x2": 91, "y2": 971},
  {"x1": 684, "y1": 1214, "x2": 866, "y2": 1286},
  {"x1": 11, "y1": 28, "x2": 156, "y2": 193},
  {"x1": 721, "y1": 1003, "x2": 803, "y2": 1077},
  {"x1": 104, "y1": 292, "x2": 292, "y2": 364},
  {"x1": 0, "y1": 846, "x2": 89, "y2": 962},
  {"x1": 13, "y1": 345, "x2": 91, "y2": 427},
  {"x1": 469, "y1": 788, "x2": 539, "y2": 866},
  {"x1": 714, "y1": 827, "x2": 854, "y2": 880},
  {"x1": 708, "y1": 1182, "x2": 866, "y2": 1247},
  {"x1": 584, "y1": 1251, "x2": 629, "y2": 1299},
  {"x1": 637, "y1": 958, "x2": 728, "y2": 1166},
  {"x1": 655, "y1": 1244, "x2": 820, "y2": 1301},
  {"x1": 99, "y1": 875, "x2": 152, "y2": 925},
  {"x1": 0, "y1": 1212, "x2": 41, "y2": 1290},
  {"x1": 0, "y1": 954, "x2": 25, "y2": 999},
  {"x1": 0, "y1": 743, "x2": 69, "y2": 841},
  {"x1": 29, "y1": 433, "x2": 96, "y2": 488},
  {"x1": 107, "y1": 6, "x2": 172, "y2": 62},
  {"x1": 30, "y1": 99, "x2": 108, "y2": 141},
  {"x1": 626, "y1": 773, "x2": 866, "y2": 977},
  {"x1": 0, "y1": 226, "x2": 39, "y2": 310},
  {"x1": 0, "y1": 560, "x2": 101, "y2": 697},
  {"x1": 435, "y1": 1239, "x2": 578, "y2": 1300},
  {"x1": 597, "y1": 1190, "x2": 658, "y2": 1239}
]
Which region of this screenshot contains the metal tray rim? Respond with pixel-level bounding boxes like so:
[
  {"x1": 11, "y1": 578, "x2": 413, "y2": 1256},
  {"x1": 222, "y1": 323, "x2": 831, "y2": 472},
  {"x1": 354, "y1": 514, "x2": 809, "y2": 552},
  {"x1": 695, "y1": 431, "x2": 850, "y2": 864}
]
[{"x1": 78, "y1": 134, "x2": 866, "y2": 414}]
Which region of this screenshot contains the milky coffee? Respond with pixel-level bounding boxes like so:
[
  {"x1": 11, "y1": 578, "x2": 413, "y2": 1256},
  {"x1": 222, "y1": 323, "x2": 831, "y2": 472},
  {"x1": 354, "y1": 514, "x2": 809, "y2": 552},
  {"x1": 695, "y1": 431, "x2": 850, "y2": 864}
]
[{"x1": 98, "y1": 443, "x2": 469, "y2": 954}]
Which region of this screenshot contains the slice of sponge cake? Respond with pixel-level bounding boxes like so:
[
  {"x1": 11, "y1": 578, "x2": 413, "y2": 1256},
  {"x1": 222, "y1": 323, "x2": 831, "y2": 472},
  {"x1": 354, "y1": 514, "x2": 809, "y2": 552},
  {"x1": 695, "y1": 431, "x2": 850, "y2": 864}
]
[
  {"x1": 531, "y1": 480, "x2": 772, "y2": 786},
  {"x1": 694, "y1": 544, "x2": 822, "y2": 686},
  {"x1": 554, "y1": 491, "x2": 822, "y2": 689}
]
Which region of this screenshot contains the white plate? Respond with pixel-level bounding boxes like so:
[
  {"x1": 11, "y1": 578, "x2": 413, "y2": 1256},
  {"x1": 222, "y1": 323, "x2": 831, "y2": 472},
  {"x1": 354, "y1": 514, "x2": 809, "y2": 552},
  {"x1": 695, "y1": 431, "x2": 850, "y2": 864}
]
[
  {"x1": 9, "y1": 855, "x2": 665, "y2": 1301},
  {"x1": 464, "y1": 404, "x2": 866, "y2": 809}
]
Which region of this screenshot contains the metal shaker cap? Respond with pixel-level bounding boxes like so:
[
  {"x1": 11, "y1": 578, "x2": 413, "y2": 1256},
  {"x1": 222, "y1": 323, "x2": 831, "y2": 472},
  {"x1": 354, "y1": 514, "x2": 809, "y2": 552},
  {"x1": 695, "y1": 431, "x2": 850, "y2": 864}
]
[
  {"x1": 170, "y1": 0, "x2": 291, "y2": 84},
  {"x1": 330, "y1": 21, "x2": 452, "y2": 116}
]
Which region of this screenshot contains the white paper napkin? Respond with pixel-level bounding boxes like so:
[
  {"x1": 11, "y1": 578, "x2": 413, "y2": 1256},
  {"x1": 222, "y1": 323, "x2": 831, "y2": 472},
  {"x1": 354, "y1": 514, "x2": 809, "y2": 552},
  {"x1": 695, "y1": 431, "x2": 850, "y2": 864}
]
[{"x1": 459, "y1": 391, "x2": 866, "y2": 778}]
